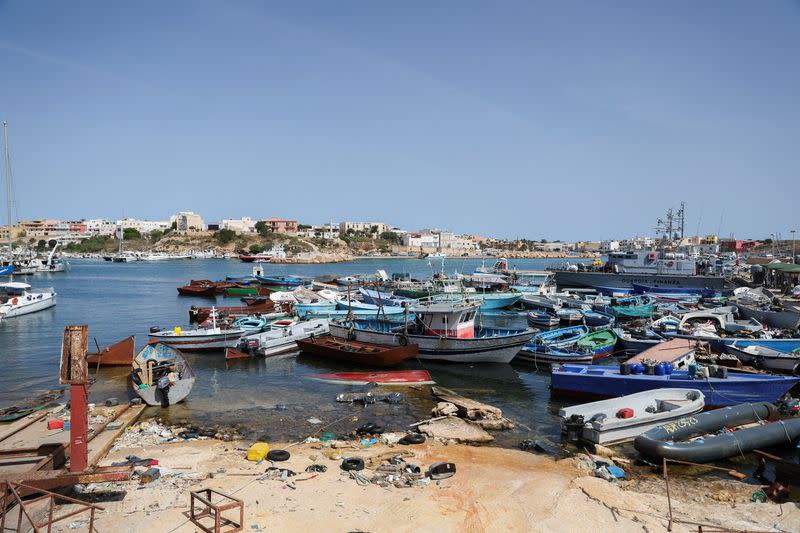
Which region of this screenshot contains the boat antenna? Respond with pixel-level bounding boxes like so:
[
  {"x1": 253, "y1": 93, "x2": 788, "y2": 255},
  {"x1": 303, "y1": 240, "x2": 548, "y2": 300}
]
[{"x1": 3, "y1": 122, "x2": 15, "y2": 260}]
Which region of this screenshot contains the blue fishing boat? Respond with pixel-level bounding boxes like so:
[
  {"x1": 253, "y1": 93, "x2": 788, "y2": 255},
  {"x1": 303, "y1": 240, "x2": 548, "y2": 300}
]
[
  {"x1": 596, "y1": 295, "x2": 654, "y2": 319},
  {"x1": 614, "y1": 327, "x2": 663, "y2": 354},
  {"x1": 581, "y1": 309, "x2": 615, "y2": 328},
  {"x1": 336, "y1": 299, "x2": 406, "y2": 315},
  {"x1": 302, "y1": 308, "x2": 409, "y2": 319},
  {"x1": 550, "y1": 364, "x2": 800, "y2": 407},
  {"x1": 593, "y1": 286, "x2": 633, "y2": 297},
  {"x1": 720, "y1": 338, "x2": 800, "y2": 355},
  {"x1": 0, "y1": 265, "x2": 14, "y2": 276},
  {"x1": 556, "y1": 307, "x2": 583, "y2": 324},
  {"x1": 527, "y1": 309, "x2": 560, "y2": 328},
  {"x1": 632, "y1": 283, "x2": 716, "y2": 298},
  {"x1": 358, "y1": 287, "x2": 411, "y2": 307},
  {"x1": 516, "y1": 344, "x2": 594, "y2": 364},
  {"x1": 294, "y1": 301, "x2": 338, "y2": 318},
  {"x1": 432, "y1": 292, "x2": 522, "y2": 310},
  {"x1": 255, "y1": 275, "x2": 307, "y2": 287},
  {"x1": 225, "y1": 276, "x2": 258, "y2": 285},
  {"x1": 527, "y1": 325, "x2": 589, "y2": 349}
]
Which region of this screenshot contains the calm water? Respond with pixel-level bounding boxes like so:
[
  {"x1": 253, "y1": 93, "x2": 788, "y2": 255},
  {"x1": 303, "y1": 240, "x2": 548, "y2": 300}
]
[{"x1": 0, "y1": 257, "x2": 591, "y2": 446}]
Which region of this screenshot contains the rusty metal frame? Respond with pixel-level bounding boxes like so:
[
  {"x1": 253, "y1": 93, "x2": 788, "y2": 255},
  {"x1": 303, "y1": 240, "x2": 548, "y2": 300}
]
[
  {"x1": 190, "y1": 488, "x2": 244, "y2": 533},
  {"x1": 0, "y1": 481, "x2": 103, "y2": 532}
]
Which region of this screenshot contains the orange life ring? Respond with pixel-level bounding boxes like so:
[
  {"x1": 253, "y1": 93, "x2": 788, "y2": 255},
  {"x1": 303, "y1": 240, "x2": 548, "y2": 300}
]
[{"x1": 11, "y1": 297, "x2": 18, "y2": 305}]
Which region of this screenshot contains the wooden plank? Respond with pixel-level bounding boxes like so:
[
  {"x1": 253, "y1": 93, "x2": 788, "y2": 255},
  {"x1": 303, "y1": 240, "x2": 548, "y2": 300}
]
[
  {"x1": 87, "y1": 404, "x2": 144, "y2": 467},
  {"x1": 0, "y1": 411, "x2": 49, "y2": 444}
]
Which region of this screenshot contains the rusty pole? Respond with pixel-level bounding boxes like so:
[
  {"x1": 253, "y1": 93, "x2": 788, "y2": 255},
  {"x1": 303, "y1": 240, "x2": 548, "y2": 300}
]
[{"x1": 60, "y1": 325, "x2": 89, "y2": 473}]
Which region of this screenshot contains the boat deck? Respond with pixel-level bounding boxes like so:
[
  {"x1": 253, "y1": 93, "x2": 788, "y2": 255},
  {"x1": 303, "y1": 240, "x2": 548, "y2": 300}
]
[{"x1": 625, "y1": 338, "x2": 700, "y2": 365}]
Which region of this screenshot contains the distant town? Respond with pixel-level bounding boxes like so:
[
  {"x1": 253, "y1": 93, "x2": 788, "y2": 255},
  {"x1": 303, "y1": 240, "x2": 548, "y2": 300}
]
[{"x1": 0, "y1": 210, "x2": 787, "y2": 260}]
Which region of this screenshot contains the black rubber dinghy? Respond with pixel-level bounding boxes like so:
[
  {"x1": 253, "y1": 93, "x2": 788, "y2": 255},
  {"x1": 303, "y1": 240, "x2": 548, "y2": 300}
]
[{"x1": 634, "y1": 402, "x2": 800, "y2": 463}]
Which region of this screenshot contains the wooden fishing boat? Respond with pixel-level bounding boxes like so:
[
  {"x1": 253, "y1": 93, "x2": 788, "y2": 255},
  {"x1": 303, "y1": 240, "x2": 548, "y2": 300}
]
[
  {"x1": 225, "y1": 285, "x2": 271, "y2": 296},
  {"x1": 527, "y1": 310, "x2": 559, "y2": 328},
  {"x1": 632, "y1": 283, "x2": 716, "y2": 298},
  {"x1": 556, "y1": 307, "x2": 583, "y2": 324},
  {"x1": 255, "y1": 275, "x2": 307, "y2": 287},
  {"x1": 634, "y1": 402, "x2": 800, "y2": 463},
  {"x1": 528, "y1": 326, "x2": 589, "y2": 349},
  {"x1": 581, "y1": 309, "x2": 615, "y2": 328},
  {"x1": 727, "y1": 342, "x2": 800, "y2": 375},
  {"x1": 296, "y1": 334, "x2": 419, "y2": 367},
  {"x1": 310, "y1": 370, "x2": 434, "y2": 385},
  {"x1": 516, "y1": 344, "x2": 594, "y2": 364},
  {"x1": 576, "y1": 328, "x2": 617, "y2": 359},
  {"x1": 330, "y1": 298, "x2": 535, "y2": 363},
  {"x1": 149, "y1": 308, "x2": 245, "y2": 350},
  {"x1": 177, "y1": 282, "x2": 217, "y2": 297},
  {"x1": 86, "y1": 336, "x2": 135, "y2": 366},
  {"x1": 559, "y1": 388, "x2": 705, "y2": 444},
  {"x1": 613, "y1": 327, "x2": 663, "y2": 354},
  {"x1": 189, "y1": 300, "x2": 274, "y2": 323},
  {"x1": 130, "y1": 343, "x2": 195, "y2": 407},
  {"x1": 624, "y1": 338, "x2": 699, "y2": 370}
]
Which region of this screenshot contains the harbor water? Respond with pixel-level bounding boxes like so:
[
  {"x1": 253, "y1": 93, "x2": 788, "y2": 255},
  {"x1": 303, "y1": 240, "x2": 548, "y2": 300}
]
[{"x1": 0, "y1": 257, "x2": 593, "y2": 446}]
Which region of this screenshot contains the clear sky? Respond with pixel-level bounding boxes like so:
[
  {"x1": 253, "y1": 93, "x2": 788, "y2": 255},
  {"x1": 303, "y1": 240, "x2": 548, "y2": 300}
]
[{"x1": 0, "y1": 1, "x2": 797, "y2": 241}]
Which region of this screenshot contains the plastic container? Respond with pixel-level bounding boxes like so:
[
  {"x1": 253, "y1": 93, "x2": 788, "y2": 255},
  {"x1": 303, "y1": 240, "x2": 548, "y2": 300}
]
[
  {"x1": 654, "y1": 363, "x2": 665, "y2": 376},
  {"x1": 619, "y1": 363, "x2": 631, "y2": 375},
  {"x1": 47, "y1": 419, "x2": 64, "y2": 430},
  {"x1": 662, "y1": 363, "x2": 673, "y2": 375},
  {"x1": 247, "y1": 442, "x2": 270, "y2": 461},
  {"x1": 644, "y1": 363, "x2": 655, "y2": 375},
  {"x1": 688, "y1": 363, "x2": 698, "y2": 377},
  {"x1": 717, "y1": 367, "x2": 728, "y2": 379},
  {"x1": 632, "y1": 364, "x2": 645, "y2": 375}
]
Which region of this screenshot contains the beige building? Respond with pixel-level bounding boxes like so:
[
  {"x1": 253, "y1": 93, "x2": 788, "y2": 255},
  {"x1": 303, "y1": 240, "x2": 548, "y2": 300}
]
[
  {"x1": 260, "y1": 218, "x2": 298, "y2": 234},
  {"x1": 173, "y1": 211, "x2": 205, "y2": 233},
  {"x1": 339, "y1": 221, "x2": 389, "y2": 235},
  {"x1": 220, "y1": 217, "x2": 256, "y2": 233}
]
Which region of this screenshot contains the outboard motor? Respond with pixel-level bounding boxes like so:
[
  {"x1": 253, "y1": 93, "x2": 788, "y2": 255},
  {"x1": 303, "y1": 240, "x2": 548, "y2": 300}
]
[
  {"x1": 564, "y1": 414, "x2": 585, "y2": 442},
  {"x1": 150, "y1": 326, "x2": 161, "y2": 334}
]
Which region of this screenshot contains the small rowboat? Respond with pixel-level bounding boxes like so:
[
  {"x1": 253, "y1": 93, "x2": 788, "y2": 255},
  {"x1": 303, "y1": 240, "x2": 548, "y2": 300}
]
[
  {"x1": 86, "y1": 336, "x2": 135, "y2": 366},
  {"x1": 296, "y1": 334, "x2": 418, "y2": 367},
  {"x1": 527, "y1": 310, "x2": 559, "y2": 328},
  {"x1": 131, "y1": 343, "x2": 195, "y2": 407},
  {"x1": 516, "y1": 344, "x2": 594, "y2": 365},
  {"x1": 310, "y1": 370, "x2": 434, "y2": 385},
  {"x1": 576, "y1": 328, "x2": 617, "y2": 359},
  {"x1": 189, "y1": 300, "x2": 274, "y2": 323},
  {"x1": 225, "y1": 285, "x2": 271, "y2": 296},
  {"x1": 177, "y1": 283, "x2": 217, "y2": 297}
]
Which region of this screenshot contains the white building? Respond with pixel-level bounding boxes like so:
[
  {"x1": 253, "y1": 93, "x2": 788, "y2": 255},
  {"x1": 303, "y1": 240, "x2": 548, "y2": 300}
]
[
  {"x1": 600, "y1": 240, "x2": 620, "y2": 252},
  {"x1": 339, "y1": 221, "x2": 389, "y2": 235},
  {"x1": 117, "y1": 218, "x2": 170, "y2": 234},
  {"x1": 403, "y1": 232, "x2": 439, "y2": 249},
  {"x1": 85, "y1": 219, "x2": 118, "y2": 236},
  {"x1": 220, "y1": 217, "x2": 256, "y2": 233}
]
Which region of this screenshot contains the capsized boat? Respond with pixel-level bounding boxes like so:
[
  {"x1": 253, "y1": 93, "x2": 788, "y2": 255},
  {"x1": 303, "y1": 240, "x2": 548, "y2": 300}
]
[
  {"x1": 297, "y1": 334, "x2": 419, "y2": 367},
  {"x1": 309, "y1": 370, "x2": 434, "y2": 385},
  {"x1": 727, "y1": 342, "x2": 800, "y2": 375},
  {"x1": 634, "y1": 402, "x2": 800, "y2": 463},
  {"x1": 329, "y1": 298, "x2": 535, "y2": 363},
  {"x1": 559, "y1": 388, "x2": 705, "y2": 444},
  {"x1": 86, "y1": 336, "x2": 135, "y2": 366},
  {"x1": 130, "y1": 343, "x2": 195, "y2": 407},
  {"x1": 550, "y1": 364, "x2": 800, "y2": 407}
]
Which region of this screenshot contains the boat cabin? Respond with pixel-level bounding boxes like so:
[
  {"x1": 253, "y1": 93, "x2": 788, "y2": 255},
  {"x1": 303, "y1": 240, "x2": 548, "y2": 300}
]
[{"x1": 411, "y1": 299, "x2": 481, "y2": 338}]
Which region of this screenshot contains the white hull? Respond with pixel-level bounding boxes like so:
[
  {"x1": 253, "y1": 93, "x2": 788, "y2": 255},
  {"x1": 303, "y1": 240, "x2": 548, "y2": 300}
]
[
  {"x1": 1, "y1": 293, "x2": 56, "y2": 318},
  {"x1": 559, "y1": 388, "x2": 705, "y2": 444},
  {"x1": 247, "y1": 319, "x2": 330, "y2": 357},
  {"x1": 148, "y1": 330, "x2": 244, "y2": 350}
]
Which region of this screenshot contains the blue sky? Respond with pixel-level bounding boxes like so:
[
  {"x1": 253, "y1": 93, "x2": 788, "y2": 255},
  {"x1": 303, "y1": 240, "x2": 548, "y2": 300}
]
[{"x1": 0, "y1": 1, "x2": 797, "y2": 241}]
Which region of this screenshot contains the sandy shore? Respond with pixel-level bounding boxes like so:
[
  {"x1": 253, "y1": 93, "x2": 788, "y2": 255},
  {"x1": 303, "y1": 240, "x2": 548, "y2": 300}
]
[{"x1": 69, "y1": 435, "x2": 798, "y2": 533}]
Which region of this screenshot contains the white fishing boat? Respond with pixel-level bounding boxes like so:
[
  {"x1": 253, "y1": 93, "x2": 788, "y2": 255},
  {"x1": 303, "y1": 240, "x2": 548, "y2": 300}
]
[
  {"x1": 329, "y1": 297, "x2": 536, "y2": 363},
  {"x1": 559, "y1": 388, "x2": 705, "y2": 444},
  {"x1": 131, "y1": 343, "x2": 195, "y2": 407},
  {"x1": 237, "y1": 318, "x2": 330, "y2": 357},
  {"x1": 148, "y1": 308, "x2": 245, "y2": 350},
  {"x1": 0, "y1": 282, "x2": 56, "y2": 319},
  {"x1": 32, "y1": 243, "x2": 68, "y2": 272}
]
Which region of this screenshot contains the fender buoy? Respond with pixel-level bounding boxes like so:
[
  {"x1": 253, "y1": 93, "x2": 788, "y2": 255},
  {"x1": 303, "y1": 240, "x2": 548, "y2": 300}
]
[
  {"x1": 398, "y1": 335, "x2": 409, "y2": 346},
  {"x1": 11, "y1": 298, "x2": 17, "y2": 305},
  {"x1": 341, "y1": 457, "x2": 365, "y2": 471},
  {"x1": 399, "y1": 433, "x2": 426, "y2": 445},
  {"x1": 267, "y1": 449, "x2": 291, "y2": 462}
]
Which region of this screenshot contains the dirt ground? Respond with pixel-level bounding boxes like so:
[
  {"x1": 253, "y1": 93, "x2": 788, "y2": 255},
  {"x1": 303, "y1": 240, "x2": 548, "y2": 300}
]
[{"x1": 40, "y1": 437, "x2": 794, "y2": 533}]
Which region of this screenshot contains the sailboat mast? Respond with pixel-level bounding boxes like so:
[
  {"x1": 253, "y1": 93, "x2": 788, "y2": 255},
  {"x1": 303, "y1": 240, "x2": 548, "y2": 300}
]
[{"x1": 2, "y1": 122, "x2": 14, "y2": 254}]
